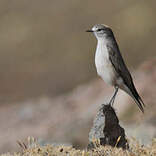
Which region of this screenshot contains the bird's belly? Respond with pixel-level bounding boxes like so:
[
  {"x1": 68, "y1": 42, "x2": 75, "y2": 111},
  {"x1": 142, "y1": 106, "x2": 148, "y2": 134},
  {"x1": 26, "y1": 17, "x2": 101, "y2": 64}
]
[
  {"x1": 95, "y1": 59, "x2": 116, "y2": 86},
  {"x1": 95, "y1": 42, "x2": 116, "y2": 86}
]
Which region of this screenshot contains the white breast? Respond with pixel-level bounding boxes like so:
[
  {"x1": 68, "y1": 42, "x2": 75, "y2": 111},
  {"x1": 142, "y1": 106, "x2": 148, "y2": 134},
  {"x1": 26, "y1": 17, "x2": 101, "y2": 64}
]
[{"x1": 95, "y1": 40, "x2": 116, "y2": 86}]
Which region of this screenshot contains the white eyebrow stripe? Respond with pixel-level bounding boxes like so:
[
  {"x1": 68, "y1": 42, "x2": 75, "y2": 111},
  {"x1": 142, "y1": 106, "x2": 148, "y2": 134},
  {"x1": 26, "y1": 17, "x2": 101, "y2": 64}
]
[{"x1": 92, "y1": 27, "x2": 98, "y2": 31}]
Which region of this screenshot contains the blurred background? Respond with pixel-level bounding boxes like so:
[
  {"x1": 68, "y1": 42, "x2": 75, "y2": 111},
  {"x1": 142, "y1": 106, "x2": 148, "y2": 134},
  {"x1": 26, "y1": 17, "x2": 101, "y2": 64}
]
[{"x1": 0, "y1": 0, "x2": 156, "y2": 153}]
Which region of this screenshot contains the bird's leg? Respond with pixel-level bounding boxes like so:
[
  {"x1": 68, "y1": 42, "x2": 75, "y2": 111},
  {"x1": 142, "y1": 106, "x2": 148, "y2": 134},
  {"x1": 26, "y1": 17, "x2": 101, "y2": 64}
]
[{"x1": 109, "y1": 87, "x2": 119, "y2": 106}]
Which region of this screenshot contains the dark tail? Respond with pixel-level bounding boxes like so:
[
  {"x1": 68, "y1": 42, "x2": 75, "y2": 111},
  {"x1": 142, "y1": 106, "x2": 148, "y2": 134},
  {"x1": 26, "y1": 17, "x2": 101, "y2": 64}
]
[
  {"x1": 126, "y1": 84, "x2": 145, "y2": 113},
  {"x1": 131, "y1": 92, "x2": 145, "y2": 113}
]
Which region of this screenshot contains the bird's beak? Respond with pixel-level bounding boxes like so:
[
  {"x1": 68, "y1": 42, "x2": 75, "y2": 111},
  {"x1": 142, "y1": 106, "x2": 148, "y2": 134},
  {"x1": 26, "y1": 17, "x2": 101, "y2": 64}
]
[{"x1": 86, "y1": 30, "x2": 93, "y2": 32}]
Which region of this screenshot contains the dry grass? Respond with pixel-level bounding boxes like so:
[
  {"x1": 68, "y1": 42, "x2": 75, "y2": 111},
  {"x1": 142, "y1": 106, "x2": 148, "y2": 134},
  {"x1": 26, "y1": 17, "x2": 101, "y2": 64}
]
[{"x1": 1, "y1": 137, "x2": 156, "y2": 156}]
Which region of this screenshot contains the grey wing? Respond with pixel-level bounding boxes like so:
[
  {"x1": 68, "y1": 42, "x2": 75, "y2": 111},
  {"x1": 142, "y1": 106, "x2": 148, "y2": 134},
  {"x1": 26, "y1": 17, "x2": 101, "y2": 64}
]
[
  {"x1": 106, "y1": 44, "x2": 132, "y2": 87},
  {"x1": 107, "y1": 44, "x2": 145, "y2": 113}
]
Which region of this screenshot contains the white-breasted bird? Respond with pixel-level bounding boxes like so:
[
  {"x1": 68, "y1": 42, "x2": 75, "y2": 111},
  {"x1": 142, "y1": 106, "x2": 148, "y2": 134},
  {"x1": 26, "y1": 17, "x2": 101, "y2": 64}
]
[{"x1": 86, "y1": 24, "x2": 145, "y2": 113}]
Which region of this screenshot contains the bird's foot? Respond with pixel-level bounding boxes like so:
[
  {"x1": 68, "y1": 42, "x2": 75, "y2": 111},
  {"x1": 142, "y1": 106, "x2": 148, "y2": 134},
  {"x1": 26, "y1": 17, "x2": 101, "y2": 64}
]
[{"x1": 108, "y1": 98, "x2": 115, "y2": 106}]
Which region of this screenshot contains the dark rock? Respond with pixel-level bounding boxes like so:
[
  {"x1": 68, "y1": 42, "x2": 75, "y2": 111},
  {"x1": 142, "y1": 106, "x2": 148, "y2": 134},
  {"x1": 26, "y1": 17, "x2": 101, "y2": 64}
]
[{"x1": 88, "y1": 104, "x2": 129, "y2": 150}]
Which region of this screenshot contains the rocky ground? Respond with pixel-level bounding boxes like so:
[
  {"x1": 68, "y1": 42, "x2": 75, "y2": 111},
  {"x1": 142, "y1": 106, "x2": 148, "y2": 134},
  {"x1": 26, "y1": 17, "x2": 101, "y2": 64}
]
[{"x1": 0, "y1": 59, "x2": 156, "y2": 153}]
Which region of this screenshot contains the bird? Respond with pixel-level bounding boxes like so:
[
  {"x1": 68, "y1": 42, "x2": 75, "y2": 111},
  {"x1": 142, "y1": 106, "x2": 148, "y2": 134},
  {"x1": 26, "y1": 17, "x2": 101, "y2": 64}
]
[{"x1": 86, "y1": 24, "x2": 145, "y2": 113}]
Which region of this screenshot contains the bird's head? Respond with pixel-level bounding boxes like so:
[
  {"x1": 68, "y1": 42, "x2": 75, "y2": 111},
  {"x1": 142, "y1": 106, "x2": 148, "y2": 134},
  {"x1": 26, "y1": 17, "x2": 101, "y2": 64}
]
[{"x1": 86, "y1": 24, "x2": 113, "y2": 40}]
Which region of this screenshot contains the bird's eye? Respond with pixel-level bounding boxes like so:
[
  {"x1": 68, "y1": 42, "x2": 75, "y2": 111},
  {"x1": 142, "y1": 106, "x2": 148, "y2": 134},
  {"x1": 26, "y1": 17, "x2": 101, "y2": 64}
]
[{"x1": 97, "y1": 29, "x2": 103, "y2": 32}]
